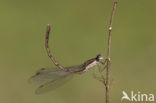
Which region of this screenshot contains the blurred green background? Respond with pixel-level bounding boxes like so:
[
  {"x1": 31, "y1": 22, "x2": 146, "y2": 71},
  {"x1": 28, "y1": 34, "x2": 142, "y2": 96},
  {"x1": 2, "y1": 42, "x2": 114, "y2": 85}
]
[{"x1": 0, "y1": 0, "x2": 155, "y2": 103}]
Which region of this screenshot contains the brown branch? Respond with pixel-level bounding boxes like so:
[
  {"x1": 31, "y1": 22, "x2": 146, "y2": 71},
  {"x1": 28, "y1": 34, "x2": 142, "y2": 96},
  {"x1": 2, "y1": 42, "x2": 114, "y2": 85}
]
[
  {"x1": 105, "y1": 0, "x2": 118, "y2": 103},
  {"x1": 45, "y1": 24, "x2": 76, "y2": 73}
]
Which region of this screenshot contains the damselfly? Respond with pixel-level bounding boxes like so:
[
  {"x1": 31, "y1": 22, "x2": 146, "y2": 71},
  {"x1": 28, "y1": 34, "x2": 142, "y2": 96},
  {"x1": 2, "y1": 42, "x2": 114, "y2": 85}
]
[{"x1": 29, "y1": 54, "x2": 104, "y2": 94}]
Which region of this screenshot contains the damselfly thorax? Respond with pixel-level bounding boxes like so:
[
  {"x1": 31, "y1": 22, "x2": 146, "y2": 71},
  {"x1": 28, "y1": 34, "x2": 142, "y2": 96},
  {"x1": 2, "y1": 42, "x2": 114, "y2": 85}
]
[{"x1": 81, "y1": 54, "x2": 103, "y2": 72}]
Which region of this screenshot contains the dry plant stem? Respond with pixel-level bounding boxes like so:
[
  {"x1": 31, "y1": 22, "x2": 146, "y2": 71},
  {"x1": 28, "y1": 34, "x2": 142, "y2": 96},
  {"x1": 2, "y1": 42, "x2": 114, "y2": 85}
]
[
  {"x1": 105, "y1": 1, "x2": 118, "y2": 103},
  {"x1": 45, "y1": 24, "x2": 77, "y2": 73}
]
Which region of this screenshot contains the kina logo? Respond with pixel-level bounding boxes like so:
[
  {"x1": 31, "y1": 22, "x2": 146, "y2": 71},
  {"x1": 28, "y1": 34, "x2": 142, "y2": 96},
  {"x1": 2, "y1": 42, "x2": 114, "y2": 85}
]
[{"x1": 121, "y1": 91, "x2": 154, "y2": 102}]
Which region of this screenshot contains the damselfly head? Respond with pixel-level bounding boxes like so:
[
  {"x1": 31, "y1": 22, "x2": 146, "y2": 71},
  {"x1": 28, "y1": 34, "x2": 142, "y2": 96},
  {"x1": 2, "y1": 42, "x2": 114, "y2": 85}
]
[{"x1": 96, "y1": 54, "x2": 103, "y2": 61}]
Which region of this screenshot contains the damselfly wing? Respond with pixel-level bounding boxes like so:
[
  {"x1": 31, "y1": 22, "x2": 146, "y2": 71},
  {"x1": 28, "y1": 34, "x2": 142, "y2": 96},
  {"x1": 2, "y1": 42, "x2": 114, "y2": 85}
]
[{"x1": 29, "y1": 65, "x2": 83, "y2": 94}]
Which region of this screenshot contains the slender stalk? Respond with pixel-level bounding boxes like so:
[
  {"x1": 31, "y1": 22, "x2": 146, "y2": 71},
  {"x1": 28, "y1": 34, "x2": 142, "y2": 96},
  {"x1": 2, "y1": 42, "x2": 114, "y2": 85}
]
[{"x1": 105, "y1": 1, "x2": 118, "y2": 103}]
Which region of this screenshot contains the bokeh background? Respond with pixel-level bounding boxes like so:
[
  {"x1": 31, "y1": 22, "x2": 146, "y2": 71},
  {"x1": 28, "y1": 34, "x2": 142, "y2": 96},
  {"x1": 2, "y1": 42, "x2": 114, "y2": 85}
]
[{"x1": 0, "y1": 0, "x2": 155, "y2": 103}]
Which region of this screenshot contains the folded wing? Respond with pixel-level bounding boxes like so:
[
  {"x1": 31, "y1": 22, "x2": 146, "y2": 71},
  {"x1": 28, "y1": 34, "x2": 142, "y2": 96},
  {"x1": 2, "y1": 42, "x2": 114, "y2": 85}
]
[{"x1": 29, "y1": 65, "x2": 83, "y2": 94}]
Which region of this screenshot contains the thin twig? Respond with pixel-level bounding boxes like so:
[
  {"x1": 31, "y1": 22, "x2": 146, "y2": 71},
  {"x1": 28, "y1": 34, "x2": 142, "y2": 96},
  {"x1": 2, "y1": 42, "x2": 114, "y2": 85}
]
[{"x1": 105, "y1": 0, "x2": 118, "y2": 103}]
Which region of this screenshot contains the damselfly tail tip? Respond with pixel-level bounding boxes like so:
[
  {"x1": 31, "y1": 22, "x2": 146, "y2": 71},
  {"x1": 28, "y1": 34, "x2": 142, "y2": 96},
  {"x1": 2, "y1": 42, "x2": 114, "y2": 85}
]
[{"x1": 47, "y1": 23, "x2": 50, "y2": 25}]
